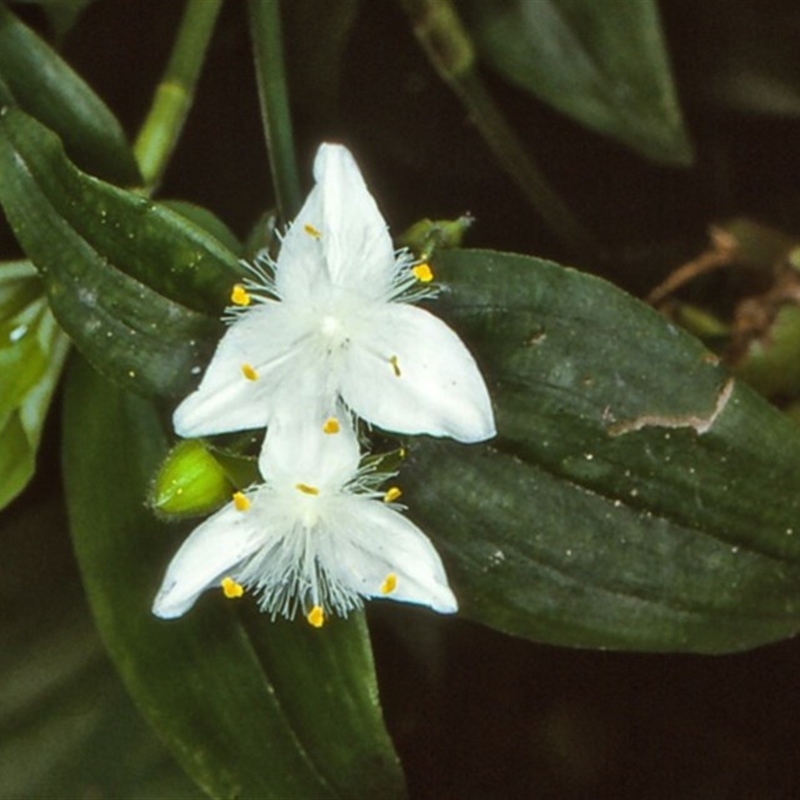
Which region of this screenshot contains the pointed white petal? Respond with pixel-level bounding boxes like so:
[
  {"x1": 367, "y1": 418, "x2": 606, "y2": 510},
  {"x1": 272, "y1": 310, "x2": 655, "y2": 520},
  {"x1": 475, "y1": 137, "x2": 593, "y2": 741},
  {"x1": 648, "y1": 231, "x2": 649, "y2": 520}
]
[
  {"x1": 173, "y1": 301, "x2": 310, "y2": 437},
  {"x1": 341, "y1": 303, "x2": 496, "y2": 443},
  {"x1": 260, "y1": 400, "x2": 360, "y2": 492},
  {"x1": 152, "y1": 500, "x2": 267, "y2": 619},
  {"x1": 322, "y1": 497, "x2": 458, "y2": 613},
  {"x1": 314, "y1": 144, "x2": 396, "y2": 294},
  {"x1": 274, "y1": 182, "x2": 331, "y2": 305}
]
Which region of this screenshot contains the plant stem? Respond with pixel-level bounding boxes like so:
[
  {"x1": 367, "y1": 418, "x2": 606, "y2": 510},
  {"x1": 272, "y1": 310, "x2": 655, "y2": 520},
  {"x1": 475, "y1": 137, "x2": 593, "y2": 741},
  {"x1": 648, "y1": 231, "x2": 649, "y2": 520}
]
[
  {"x1": 133, "y1": 0, "x2": 223, "y2": 192},
  {"x1": 247, "y1": 0, "x2": 302, "y2": 222},
  {"x1": 399, "y1": 0, "x2": 600, "y2": 262}
]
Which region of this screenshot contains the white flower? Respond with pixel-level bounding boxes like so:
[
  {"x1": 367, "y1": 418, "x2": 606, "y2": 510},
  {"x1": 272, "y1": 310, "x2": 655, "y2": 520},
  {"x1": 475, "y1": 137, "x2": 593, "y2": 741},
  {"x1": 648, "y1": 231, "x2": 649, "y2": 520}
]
[
  {"x1": 173, "y1": 142, "x2": 495, "y2": 444},
  {"x1": 152, "y1": 409, "x2": 457, "y2": 625}
]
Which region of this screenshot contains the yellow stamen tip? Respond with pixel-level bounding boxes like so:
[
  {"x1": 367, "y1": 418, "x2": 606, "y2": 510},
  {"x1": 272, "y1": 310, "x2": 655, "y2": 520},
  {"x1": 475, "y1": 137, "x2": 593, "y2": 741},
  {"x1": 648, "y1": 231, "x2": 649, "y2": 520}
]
[
  {"x1": 304, "y1": 223, "x2": 322, "y2": 239},
  {"x1": 383, "y1": 486, "x2": 402, "y2": 503},
  {"x1": 232, "y1": 491, "x2": 250, "y2": 512},
  {"x1": 295, "y1": 483, "x2": 320, "y2": 496},
  {"x1": 412, "y1": 263, "x2": 434, "y2": 283},
  {"x1": 221, "y1": 576, "x2": 244, "y2": 599},
  {"x1": 322, "y1": 417, "x2": 340, "y2": 434},
  {"x1": 241, "y1": 363, "x2": 258, "y2": 381},
  {"x1": 389, "y1": 355, "x2": 401, "y2": 377},
  {"x1": 307, "y1": 605, "x2": 325, "y2": 627},
  {"x1": 231, "y1": 284, "x2": 251, "y2": 306},
  {"x1": 380, "y1": 573, "x2": 398, "y2": 595}
]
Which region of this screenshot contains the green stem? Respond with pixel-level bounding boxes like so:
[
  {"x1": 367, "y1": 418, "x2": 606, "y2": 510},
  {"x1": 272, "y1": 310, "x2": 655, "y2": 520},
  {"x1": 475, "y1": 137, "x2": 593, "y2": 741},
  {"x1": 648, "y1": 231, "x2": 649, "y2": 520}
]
[
  {"x1": 133, "y1": 0, "x2": 223, "y2": 192},
  {"x1": 399, "y1": 0, "x2": 600, "y2": 262},
  {"x1": 248, "y1": 0, "x2": 302, "y2": 222}
]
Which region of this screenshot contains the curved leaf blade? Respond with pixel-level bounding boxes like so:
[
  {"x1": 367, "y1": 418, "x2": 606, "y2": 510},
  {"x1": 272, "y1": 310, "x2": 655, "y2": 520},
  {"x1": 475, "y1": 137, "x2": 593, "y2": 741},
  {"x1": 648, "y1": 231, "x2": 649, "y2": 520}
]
[
  {"x1": 465, "y1": 0, "x2": 694, "y2": 166},
  {"x1": 406, "y1": 249, "x2": 800, "y2": 653},
  {"x1": 0, "y1": 108, "x2": 246, "y2": 397},
  {"x1": 0, "y1": 260, "x2": 69, "y2": 510},
  {"x1": 0, "y1": 2, "x2": 139, "y2": 184},
  {"x1": 62, "y1": 357, "x2": 405, "y2": 800}
]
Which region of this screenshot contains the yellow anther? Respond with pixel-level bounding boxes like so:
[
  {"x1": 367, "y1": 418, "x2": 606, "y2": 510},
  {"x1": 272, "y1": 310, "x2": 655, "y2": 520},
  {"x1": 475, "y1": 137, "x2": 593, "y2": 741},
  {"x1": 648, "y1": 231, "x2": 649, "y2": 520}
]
[
  {"x1": 232, "y1": 491, "x2": 250, "y2": 512},
  {"x1": 380, "y1": 573, "x2": 398, "y2": 595},
  {"x1": 412, "y1": 263, "x2": 434, "y2": 283},
  {"x1": 399, "y1": 447, "x2": 407, "y2": 458},
  {"x1": 241, "y1": 363, "x2": 258, "y2": 381},
  {"x1": 295, "y1": 483, "x2": 320, "y2": 496},
  {"x1": 307, "y1": 605, "x2": 325, "y2": 627},
  {"x1": 389, "y1": 355, "x2": 401, "y2": 377},
  {"x1": 221, "y1": 576, "x2": 244, "y2": 599},
  {"x1": 304, "y1": 223, "x2": 322, "y2": 239},
  {"x1": 322, "y1": 417, "x2": 340, "y2": 434},
  {"x1": 383, "y1": 486, "x2": 402, "y2": 503},
  {"x1": 231, "y1": 284, "x2": 251, "y2": 306}
]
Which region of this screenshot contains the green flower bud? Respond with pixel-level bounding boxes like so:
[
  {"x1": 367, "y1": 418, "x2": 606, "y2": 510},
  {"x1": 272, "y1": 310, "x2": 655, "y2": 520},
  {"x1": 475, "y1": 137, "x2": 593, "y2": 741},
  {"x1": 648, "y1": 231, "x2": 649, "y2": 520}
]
[
  {"x1": 150, "y1": 439, "x2": 234, "y2": 518},
  {"x1": 397, "y1": 214, "x2": 474, "y2": 259}
]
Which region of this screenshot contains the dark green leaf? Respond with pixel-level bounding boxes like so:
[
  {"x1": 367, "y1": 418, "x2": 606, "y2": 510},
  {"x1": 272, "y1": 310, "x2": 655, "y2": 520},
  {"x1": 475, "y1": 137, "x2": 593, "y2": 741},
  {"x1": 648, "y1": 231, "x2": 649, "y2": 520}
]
[
  {"x1": 0, "y1": 107, "x2": 247, "y2": 398},
  {"x1": 0, "y1": 260, "x2": 69, "y2": 510},
  {"x1": 0, "y1": 480, "x2": 202, "y2": 800},
  {"x1": 0, "y1": 2, "x2": 139, "y2": 184},
  {"x1": 160, "y1": 199, "x2": 243, "y2": 257},
  {"x1": 63, "y1": 356, "x2": 406, "y2": 800},
  {"x1": 463, "y1": 0, "x2": 694, "y2": 166},
  {"x1": 404, "y1": 249, "x2": 800, "y2": 653}
]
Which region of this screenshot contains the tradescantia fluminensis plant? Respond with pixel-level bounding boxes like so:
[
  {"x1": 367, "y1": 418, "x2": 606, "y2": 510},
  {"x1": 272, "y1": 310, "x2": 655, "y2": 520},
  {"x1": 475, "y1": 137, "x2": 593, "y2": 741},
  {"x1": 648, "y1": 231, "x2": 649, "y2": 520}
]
[{"x1": 3, "y1": 1, "x2": 800, "y2": 797}]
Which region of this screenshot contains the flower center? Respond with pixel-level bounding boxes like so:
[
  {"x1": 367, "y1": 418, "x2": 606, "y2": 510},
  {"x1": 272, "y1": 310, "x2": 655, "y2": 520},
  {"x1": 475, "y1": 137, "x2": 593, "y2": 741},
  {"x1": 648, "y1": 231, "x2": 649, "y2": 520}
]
[
  {"x1": 321, "y1": 314, "x2": 341, "y2": 336},
  {"x1": 320, "y1": 314, "x2": 349, "y2": 351},
  {"x1": 294, "y1": 482, "x2": 322, "y2": 528}
]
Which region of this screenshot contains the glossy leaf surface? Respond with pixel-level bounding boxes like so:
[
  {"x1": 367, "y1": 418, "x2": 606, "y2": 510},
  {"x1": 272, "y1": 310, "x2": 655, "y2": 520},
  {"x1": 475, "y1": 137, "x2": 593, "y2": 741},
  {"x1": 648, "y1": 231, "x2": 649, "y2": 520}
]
[
  {"x1": 0, "y1": 108, "x2": 246, "y2": 398},
  {"x1": 404, "y1": 249, "x2": 800, "y2": 653},
  {"x1": 62, "y1": 357, "x2": 405, "y2": 800}
]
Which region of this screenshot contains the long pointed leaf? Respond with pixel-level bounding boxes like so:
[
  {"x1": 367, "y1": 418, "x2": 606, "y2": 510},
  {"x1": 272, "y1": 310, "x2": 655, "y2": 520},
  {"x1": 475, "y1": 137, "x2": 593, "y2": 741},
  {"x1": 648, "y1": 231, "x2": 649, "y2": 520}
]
[{"x1": 464, "y1": 0, "x2": 693, "y2": 165}]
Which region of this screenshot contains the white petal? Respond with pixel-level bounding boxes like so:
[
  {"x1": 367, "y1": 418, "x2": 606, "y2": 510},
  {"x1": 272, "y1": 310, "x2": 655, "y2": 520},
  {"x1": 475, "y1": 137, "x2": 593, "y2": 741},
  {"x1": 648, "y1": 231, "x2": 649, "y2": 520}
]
[
  {"x1": 315, "y1": 144, "x2": 396, "y2": 294},
  {"x1": 274, "y1": 182, "x2": 331, "y2": 305},
  {"x1": 152, "y1": 500, "x2": 267, "y2": 618},
  {"x1": 322, "y1": 497, "x2": 458, "y2": 613},
  {"x1": 173, "y1": 301, "x2": 310, "y2": 437},
  {"x1": 341, "y1": 303, "x2": 496, "y2": 443},
  {"x1": 260, "y1": 400, "x2": 360, "y2": 492}
]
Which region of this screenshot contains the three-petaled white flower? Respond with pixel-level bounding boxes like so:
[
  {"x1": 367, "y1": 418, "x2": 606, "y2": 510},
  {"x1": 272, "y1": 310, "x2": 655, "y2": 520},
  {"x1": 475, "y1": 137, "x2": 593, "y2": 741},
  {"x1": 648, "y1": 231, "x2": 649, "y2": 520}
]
[
  {"x1": 152, "y1": 411, "x2": 457, "y2": 625},
  {"x1": 173, "y1": 143, "x2": 495, "y2": 444}
]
